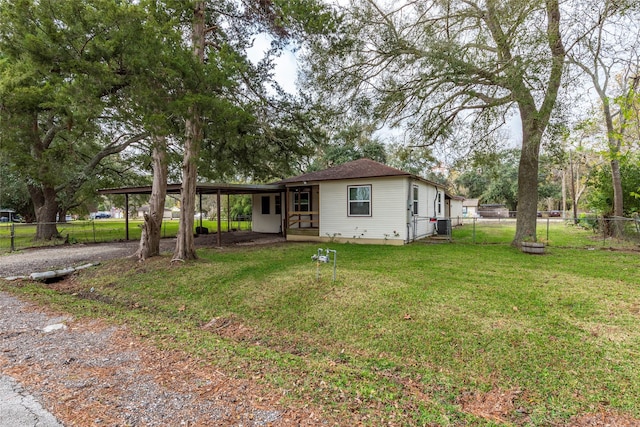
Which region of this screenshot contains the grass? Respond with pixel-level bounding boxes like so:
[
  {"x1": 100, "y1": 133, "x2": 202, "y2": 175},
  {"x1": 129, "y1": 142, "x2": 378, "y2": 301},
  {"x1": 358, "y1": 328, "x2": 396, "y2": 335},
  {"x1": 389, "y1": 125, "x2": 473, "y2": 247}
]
[{"x1": 2, "y1": 224, "x2": 640, "y2": 425}]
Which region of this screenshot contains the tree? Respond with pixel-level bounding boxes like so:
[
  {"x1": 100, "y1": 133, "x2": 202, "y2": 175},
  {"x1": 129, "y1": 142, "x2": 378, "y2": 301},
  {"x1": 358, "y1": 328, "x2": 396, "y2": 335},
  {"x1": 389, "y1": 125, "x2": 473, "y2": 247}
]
[
  {"x1": 587, "y1": 153, "x2": 640, "y2": 216},
  {"x1": 136, "y1": 136, "x2": 168, "y2": 261},
  {"x1": 173, "y1": 1, "x2": 206, "y2": 261},
  {"x1": 171, "y1": 0, "x2": 334, "y2": 260},
  {"x1": 568, "y1": 0, "x2": 640, "y2": 219},
  {"x1": 303, "y1": 0, "x2": 574, "y2": 244},
  {"x1": 308, "y1": 122, "x2": 388, "y2": 170},
  {"x1": 0, "y1": 0, "x2": 151, "y2": 239}
]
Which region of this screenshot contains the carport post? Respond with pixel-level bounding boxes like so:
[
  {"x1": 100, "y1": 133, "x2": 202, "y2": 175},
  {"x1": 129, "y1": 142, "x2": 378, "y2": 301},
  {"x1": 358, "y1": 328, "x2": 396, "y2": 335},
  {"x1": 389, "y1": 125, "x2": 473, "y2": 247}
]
[
  {"x1": 199, "y1": 192, "x2": 203, "y2": 229},
  {"x1": 217, "y1": 189, "x2": 222, "y2": 247}
]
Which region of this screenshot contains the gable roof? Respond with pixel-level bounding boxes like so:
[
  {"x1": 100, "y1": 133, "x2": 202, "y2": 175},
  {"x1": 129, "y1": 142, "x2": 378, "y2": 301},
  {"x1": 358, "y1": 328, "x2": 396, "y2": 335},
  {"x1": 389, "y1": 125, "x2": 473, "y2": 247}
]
[{"x1": 277, "y1": 158, "x2": 439, "y2": 186}]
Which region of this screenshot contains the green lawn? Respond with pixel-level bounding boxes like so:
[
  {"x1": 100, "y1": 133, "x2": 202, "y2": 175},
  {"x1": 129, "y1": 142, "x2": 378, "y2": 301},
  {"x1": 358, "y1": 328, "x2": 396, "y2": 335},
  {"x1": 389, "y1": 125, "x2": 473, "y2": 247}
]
[{"x1": 2, "y1": 224, "x2": 640, "y2": 425}]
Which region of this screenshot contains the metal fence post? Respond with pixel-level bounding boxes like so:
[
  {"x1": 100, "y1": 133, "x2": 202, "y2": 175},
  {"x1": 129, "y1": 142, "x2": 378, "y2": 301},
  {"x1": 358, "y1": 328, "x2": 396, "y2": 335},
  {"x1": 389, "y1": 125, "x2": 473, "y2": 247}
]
[
  {"x1": 92, "y1": 220, "x2": 96, "y2": 243},
  {"x1": 10, "y1": 223, "x2": 15, "y2": 252},
  {"x1": 473, "y1": 217, "x2": 476, "y2": 244},
  {"x1": 546, "y1": 217, "x2": 550, "y2": 243}
]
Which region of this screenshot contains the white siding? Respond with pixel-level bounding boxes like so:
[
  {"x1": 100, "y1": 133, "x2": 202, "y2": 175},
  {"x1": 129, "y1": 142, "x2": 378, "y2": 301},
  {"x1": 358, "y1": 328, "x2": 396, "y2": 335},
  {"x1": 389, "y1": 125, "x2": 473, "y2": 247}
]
[
  {"x1": 251, "y1": 193, "x2": 282, "y2": 233},
  {"x1": 411, "y1": 181, "x2": 440, "y2": 239},
  {"x1": 448, "y1": 199, "x2": 464, "y2": 226},
  {"x1": 319, "y1": 177, "x2": 409, "y2": 242}
]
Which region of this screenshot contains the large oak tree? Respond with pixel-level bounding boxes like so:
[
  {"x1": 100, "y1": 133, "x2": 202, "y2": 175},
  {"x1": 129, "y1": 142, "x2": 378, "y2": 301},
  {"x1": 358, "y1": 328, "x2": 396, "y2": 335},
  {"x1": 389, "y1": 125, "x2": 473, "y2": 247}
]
[
  {"x1": 0, "y1": 0, "x2": 151, "y2": 239},
  {"x1": 303, "y1": 0, "x2": 572, "y2": 243}
]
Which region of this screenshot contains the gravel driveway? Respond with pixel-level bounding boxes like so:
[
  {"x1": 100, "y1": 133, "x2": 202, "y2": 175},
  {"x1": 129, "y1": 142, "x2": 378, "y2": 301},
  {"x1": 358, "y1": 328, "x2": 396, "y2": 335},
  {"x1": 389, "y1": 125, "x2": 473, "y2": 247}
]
[
  {"x1": 1, "y1": 241, "x2": 142, "y2": 278},
  {"x1": 1, "y1": 232, "x2": 284, "y2": 278},
  {"x1": 0, "y1": 234, "x2": 319, "y2": 426}
]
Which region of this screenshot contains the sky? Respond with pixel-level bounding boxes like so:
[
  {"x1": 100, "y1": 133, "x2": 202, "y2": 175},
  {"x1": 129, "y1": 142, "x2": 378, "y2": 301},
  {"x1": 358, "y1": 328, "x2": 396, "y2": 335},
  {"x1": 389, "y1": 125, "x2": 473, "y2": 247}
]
[{"x1": 246, "y1": 34, "x2": 299, "y2": 95}]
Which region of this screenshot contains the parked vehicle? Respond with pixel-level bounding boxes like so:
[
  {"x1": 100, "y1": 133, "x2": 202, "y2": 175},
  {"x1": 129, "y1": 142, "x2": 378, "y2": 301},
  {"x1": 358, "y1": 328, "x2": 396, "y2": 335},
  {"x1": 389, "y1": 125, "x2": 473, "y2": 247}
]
[{"x1": 92, "y1": 212, "x2": 112, "y2": 219}]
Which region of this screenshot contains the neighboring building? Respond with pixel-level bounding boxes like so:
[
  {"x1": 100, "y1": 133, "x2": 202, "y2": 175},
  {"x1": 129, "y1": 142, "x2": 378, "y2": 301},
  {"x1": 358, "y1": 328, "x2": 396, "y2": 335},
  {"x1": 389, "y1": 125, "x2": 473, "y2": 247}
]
[
  {"x1": 252, "y1": 158, "x2": 456, "y2": 245},
  {"x1": 462, "y1": 198, "x2": 480, "y2": 218},
  {"x1": 0, "y1": 208, "x2": 19, "y2": 222},
  {"x1": 136, "y1": 205, "x2": 173, "y2": 220},
  {"x1": 478, "y1": 203, "x2": 509, "y2": 218}
]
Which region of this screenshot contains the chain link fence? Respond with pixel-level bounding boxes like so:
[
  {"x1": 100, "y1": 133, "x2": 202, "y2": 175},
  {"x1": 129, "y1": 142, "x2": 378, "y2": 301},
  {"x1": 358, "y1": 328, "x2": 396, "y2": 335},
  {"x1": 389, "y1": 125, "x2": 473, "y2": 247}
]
[
  {"x1": 0, "y1": 219, "x2": 253, "y2": 253},
  {"x1": 450, "y1": 215, "x2": 640, "y2": 249}
]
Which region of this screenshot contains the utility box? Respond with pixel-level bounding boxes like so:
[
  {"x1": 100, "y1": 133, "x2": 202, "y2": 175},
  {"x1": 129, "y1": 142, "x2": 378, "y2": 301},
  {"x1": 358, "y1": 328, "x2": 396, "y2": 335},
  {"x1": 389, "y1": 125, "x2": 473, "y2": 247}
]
[{"x1": 437, "y1": 219, "x2": 451, "y2": 236}]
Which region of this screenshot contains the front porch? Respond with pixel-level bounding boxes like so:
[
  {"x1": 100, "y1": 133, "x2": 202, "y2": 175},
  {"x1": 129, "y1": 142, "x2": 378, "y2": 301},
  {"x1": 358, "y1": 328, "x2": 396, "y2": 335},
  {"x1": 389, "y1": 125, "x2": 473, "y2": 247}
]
[{"x1": 284, "y1": 185, "x2": 320, "y2": 237}]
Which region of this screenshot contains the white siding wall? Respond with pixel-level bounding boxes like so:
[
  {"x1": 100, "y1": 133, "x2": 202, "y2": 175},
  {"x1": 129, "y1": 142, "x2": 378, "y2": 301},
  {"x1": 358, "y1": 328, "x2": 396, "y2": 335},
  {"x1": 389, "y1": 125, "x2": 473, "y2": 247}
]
[
  {"x1": 251, "y1": 193, "x2": 282, "y2": 233},
  {"x1": 449, "y1": 199, "x2": 464, "y2": 226},
  {"x1": 416, "y1": 182, "x2": 441, "y2": 238},
  {"x1": 319, "y1": 177, "x2": 409, "y2": 242}
]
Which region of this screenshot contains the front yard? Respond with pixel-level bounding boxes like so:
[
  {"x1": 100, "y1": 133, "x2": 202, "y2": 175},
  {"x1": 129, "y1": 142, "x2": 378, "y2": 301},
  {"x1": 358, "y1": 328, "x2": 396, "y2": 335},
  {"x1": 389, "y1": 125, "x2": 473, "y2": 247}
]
[{"x1": 3, "y1": 224, "x2": 639, "y2": 425}]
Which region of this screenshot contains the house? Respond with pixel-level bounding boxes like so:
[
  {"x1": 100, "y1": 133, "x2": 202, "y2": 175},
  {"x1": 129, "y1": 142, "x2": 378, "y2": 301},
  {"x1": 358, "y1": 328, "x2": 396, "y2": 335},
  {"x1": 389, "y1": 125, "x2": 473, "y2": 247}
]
[
  {"x1": 136, "y1": 205, "x2": 173, "y2": 220},
  {"x1": 252, "y1": 158, "x2": 455, "y2": 245},
  {"x1": 462, "y1": 198, "x2": 480, "y2": 218},
  {"x1": 478, "y1": 203, "x2": 510, "y2": 218}
]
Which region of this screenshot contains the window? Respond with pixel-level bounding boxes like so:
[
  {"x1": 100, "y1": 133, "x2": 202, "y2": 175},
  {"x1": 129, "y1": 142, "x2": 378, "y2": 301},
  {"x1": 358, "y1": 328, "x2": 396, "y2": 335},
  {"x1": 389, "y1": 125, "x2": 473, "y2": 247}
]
[
  {"x1": 294, "y1": 192, "x2": 310, "y2": 212},
  {"x1": 412, "y1": 185, "x2": 419, "y2": 215},
  {"x1": 275, "y1": 195, "x2": 281, "y2": 215},
  {"x1": 437, "y1": 192, "x2": 442, "y2": 215},
  {"x1": 348, "y1": 185, "x2": 371, "y2": 216},
  {"x1": 261, "y1": 196, "x2": 270, "y2": 215}
]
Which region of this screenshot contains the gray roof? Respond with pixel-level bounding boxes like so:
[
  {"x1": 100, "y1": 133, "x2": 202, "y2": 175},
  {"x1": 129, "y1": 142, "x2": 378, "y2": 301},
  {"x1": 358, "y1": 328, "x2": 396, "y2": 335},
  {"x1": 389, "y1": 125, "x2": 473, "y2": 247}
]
[{"x1": 277, "y1": 158, "x2": 444, "y2": 188}]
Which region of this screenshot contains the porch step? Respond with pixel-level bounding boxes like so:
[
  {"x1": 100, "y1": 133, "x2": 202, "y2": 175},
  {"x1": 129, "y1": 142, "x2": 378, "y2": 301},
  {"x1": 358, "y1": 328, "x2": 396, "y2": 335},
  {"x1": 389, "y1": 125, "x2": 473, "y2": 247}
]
[{"x1": 426, "y1": 235, "x2": 452, "y2": 243}]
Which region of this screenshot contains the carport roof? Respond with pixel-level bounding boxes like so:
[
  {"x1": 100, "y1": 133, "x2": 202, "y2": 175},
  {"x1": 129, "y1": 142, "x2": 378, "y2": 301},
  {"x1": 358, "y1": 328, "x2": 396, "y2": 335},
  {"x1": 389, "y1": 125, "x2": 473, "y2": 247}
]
[{"x1": 98, "y1": 182, "x2": 285, "y2": 196}]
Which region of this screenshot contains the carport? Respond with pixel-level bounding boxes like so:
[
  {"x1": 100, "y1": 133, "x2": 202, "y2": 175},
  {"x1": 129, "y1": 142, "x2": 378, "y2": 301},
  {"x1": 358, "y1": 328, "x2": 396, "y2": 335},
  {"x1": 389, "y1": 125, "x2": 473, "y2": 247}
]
[{"x1": 98, "y1": 182, "x2": 285, "y2": 246}]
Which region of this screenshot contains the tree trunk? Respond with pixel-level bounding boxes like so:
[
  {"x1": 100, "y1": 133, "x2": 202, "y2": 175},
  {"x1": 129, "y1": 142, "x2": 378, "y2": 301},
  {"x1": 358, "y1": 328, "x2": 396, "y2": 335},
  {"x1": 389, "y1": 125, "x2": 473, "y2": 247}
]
[
  {"x1": 137, "y1": 135, "x2": 168, "y2": 261},
  {"x1": 173, "y1": 1, "x2": 205, "y2": 262},
  {"x1": 514, "y1": 116, "x2": 542, "y2": 244},
  {"x1": 601, "y1": 100, "x2": 625, "y2": 218},
  {"x1": 512, "y1": 0, "x2": 565, "y2": 245},
  {"x1": 610, "y1": 158, "x2": 623, "y2": 216},
  {"x1": 28, "y1": 184, "x2": 59, "y2": 240}
]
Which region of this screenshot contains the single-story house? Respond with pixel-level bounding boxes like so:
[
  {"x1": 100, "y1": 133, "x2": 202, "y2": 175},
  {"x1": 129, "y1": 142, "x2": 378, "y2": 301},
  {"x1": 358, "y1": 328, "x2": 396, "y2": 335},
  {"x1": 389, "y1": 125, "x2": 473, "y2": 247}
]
[
  {"x1": 478, "y1": 203, "x2": 510, "y2": 218},
  {"x1": 252, "y1": 158, "x2": 458, "y2": 245},
  {"x1": 136, "y1": 205, "x2": 173, "y2": 220},
  {"x1": 462, "y1": 198, "x2": 480, "y2": 218},
  {"x1": 98, "y1": 159, "x2": 463, "y2": 245}
]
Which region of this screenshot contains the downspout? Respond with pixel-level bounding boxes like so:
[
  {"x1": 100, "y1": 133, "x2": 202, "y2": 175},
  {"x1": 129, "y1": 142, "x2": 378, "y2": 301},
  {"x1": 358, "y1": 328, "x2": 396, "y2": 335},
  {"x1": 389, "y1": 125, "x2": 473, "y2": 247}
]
[
  {"x1": 433, "y1": 188, "x2": 439, "y2": 235},
  {"x1": 406, "y1": 178, "x2": 412, "y2": 243}
]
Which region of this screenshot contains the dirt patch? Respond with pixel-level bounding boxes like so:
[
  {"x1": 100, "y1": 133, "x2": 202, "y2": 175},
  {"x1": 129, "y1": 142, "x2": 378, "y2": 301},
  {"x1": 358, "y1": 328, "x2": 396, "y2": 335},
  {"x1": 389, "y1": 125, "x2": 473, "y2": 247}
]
[
  {"x1": 459, "y1": 387, "x2": 525, "y2": 424},
  {"x1": 459, "y1": 387, "x2": 640, "y2": 426},
  {"x1": 569, "y1": 412, "x2": 640, "y2": 427}
]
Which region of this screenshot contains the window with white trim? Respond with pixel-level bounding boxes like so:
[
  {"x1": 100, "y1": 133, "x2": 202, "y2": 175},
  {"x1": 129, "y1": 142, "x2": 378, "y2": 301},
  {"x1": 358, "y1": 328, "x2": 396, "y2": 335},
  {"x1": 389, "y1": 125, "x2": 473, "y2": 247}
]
[
  {"x1": 437, "y1": 192, "x2": 442, "y2": 215},
  {"x1": 412, "y1": 185, "x2": 419, "y2": 215},
  {"x1": 348, "y1": 185, "x2": 371, "y2": 216}
]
